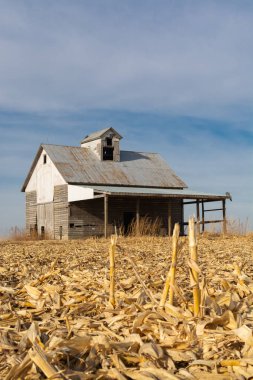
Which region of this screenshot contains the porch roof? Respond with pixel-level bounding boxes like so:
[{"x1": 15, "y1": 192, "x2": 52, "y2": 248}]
[{"x1": 82, "y1": 185, "x2": 231, "y2": 201}]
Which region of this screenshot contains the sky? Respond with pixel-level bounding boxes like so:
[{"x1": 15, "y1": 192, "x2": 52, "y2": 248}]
[{"x1": 0, "y1": 0, "x2": 252, "y2": 235}]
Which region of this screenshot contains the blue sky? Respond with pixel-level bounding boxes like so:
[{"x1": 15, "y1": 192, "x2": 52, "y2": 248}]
[{"x1": 0, "y1": 0, "x2": 252, "y2": 235}]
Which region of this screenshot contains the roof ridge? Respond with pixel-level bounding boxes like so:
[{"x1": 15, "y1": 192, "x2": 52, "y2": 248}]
[
  {"x1": 42, "y1": 144, "x2": 160, "y2": 155},
  {"x1": 42, "y1": 143, "x2": 77, "y2": 148},
  {"x1": 81, "y1": 127, "x2": 122, "y2": 143}
]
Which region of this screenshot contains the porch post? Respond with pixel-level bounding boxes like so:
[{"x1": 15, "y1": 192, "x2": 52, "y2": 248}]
[
  {"x1": 104, "y1": 194, "x2": 108, "y2": 238},
  {"x1": 168, "y1": 202, "x2": 172, "y2": 236},
  {"x1": 201, "y1": 200, "x2": 205, "y2": 233},
  {"x1": 136, "y1": 198, "x2": 140, "y2": 235},
  {"x1": 196, "y1": 200, "x2": 200, "y2": 235},
  {"x1": 222, "y1": 199, "x2": 227, "y2": 235}
]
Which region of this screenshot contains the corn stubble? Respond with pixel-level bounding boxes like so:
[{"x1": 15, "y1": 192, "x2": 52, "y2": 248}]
[
  {"x1": 0, "y1": 228, "x2": 253, "y2": 379},
  {"x1": 160, "y1": 223, "x2": 180, "y2": 307}
]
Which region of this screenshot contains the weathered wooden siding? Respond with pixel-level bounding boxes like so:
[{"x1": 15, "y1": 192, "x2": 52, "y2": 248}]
[
  {"x1": 25, "y1": 191, "x2": 37, "y2": 233},
  {"x1": 26, "y1": 189, "x2": 183, "y2": 240},
  {"x1": 69, "y1": 198, "x2": 106, "y2": 239},
  {"x1": 54, "y1": 185, "x2": 69, "y2": 240},
  {"x1": 68, "y1": 196, "x2": 183, "y2": 239},
  {"x1": 109, "y1": 197, "x2": 183, "y2": 235},
  {"x1": 37, "y1": 203, "x2": 54, "y2": 238}
]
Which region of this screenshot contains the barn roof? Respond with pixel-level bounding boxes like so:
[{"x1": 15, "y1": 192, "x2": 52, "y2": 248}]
[
  {"x1": 81, "y1": 127, "x2": 122, "y2": 144},
  {"x1": 21, "y1": 144, "x2": 187, "y2": 191}
]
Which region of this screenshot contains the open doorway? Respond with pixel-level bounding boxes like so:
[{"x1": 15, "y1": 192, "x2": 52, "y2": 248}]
[
  {"x1": 123, "y1": 212, "x2": 135, "y2": 235},
  {"x1": 41, "y1": 226, "x2": 45, "y2": 239}
]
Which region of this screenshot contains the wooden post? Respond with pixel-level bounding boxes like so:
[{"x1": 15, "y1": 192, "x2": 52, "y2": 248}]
[
  {"x1": 196, "y1": 200, "x2": 200, "y2": 235},
  {"x1": 136, "y1": 198, "x2": 140, "y2": 235},
  {"x1": 168, "y1": 202, "x2": 172, "y2": 236},
  {"x1": 222, "y1": 199, "x2": 227, "y2": 235},
  {"x1": 201, "y1": 200, "x2": 205, "y2": 233},
  {"x1": 104, "y1": 194, "x2": 108, "y2": 238}
]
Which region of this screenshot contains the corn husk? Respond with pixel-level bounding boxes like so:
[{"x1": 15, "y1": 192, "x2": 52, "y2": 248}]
[{"x1": 0, "y1": 234, "x2": 253, "y2": 378}]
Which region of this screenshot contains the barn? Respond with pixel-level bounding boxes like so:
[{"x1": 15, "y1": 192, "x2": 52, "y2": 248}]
[{"x1": 22, "y1": 127, "x2": 231, "y2": 239}]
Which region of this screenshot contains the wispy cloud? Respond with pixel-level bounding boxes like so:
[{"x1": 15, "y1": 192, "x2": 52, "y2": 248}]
[{"x1": 0, "y1": 1, "x2": 252, "y2": 123}]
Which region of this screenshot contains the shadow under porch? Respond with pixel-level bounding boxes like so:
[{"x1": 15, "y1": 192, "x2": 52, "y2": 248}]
[{"x1": 68, "y1": 196, "x2": 183, "y2": 239}]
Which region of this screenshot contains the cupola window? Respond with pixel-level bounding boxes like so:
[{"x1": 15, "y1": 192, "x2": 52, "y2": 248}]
[
  {"x1": 106, "y1": 137, "x2": 112, "y2": 146},
  {"x1": 103, "y1": 146, "x2": 114, "y2": 160},
  {"x1": 80, "y1": 127, "x2": 122, "y2": 161}
]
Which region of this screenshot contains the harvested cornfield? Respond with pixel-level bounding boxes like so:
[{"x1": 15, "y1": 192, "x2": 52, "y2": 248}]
[{"x1": 0, "y1": 234, "x2": 253, "y2": 379}]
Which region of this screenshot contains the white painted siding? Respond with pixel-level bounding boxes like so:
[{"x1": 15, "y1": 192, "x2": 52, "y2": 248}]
[
  {"x1": 26, "y1": 149, "x2": 66, "y2": 203},
  {"x1": 81, "y1": 139, "x2": 101, "y2": 158},
  {"x1": 68, "y1": 185, "x2": 94, "y2": 202}
]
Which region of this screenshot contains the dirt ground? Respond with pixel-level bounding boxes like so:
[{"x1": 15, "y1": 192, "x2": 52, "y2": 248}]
[{"x1": 0, "y1": 234, "x2": 253, "y2": 379}]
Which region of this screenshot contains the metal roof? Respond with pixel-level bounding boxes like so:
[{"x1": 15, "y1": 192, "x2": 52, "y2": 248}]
[
  {"x1": 86, "y1": 185, "x2": 230, "y2": 200},
  {"x1": 21, "y1": 144, "x2": 187, "y2": 191},
  {"x1": 81, "y1": 127, "x2": 122, "y2": 144}
]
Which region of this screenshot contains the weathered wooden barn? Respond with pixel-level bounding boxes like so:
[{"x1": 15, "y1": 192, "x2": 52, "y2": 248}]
[{"x1": 22, "y1": 127, "x2": 231, "y2": 239}]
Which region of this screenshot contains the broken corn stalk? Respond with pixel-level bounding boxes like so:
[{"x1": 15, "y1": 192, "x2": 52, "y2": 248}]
[
  {"x1": 220, "y1": 359, "x2": 243, "y2": 367},
  {"x1": 29, "y1": 340, "x2": 59, "y2": 378},
  {"x1": 109, "y1": 235, "x2": 117, "y2": 308},
  {"x1": 160, "y1": 223, "x2": 180, "y2": 307},
  {"x1": 168, "y1": 224, "x2": 180, "y2": 305},
  {"x1": 189, "y1": 216, "x2": 200, "y2": 316}
]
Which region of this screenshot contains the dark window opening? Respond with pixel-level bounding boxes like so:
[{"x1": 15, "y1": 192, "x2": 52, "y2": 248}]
[
  {"x1": 123, "y1": 212, "x2": 135, "y2": 235},
  {"x1": 103, "y1": 147, "x2": 114, "y2": 160},
  {"x1": 59, "y1": 226, "x2": 63, "y2": 240},
  {"x1": 43, "y1": 154, "x2": 47, "y2": 164},
  {"x1": 41, "y1": 226, "x2": 45, "y2": 239},
  {"x1": 106, "y1": 137, "x2": 112, "y2": 146},
  {"x1": 69, "y1": 223, "x2": 74, "y2": 228}
]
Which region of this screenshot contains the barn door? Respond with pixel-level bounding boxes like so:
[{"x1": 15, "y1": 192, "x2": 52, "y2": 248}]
[{"x1": 37, "y1": 203, "x2": 54, "y2": 238}]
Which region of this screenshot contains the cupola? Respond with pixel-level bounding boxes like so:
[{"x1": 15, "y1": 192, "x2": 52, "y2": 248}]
[{"x1": 81, "y1": 127, "x2": 122, "y2": 162}]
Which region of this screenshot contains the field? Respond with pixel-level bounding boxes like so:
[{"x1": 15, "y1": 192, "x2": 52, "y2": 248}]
[{"x1": 0, "y1": 234, "x2": 253, "y2": 379}]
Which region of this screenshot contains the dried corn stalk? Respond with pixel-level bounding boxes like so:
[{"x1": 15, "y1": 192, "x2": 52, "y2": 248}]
[
  {"x1": 188, "y1": 216, "x2": 200, "y2": 316},
  {"x1": 160, "y1": 223, "x2": 180, "y2": 307},
  {"x1": 0, "y1": 234, "x2": 253, "y2": 379},
  {"x1": 109, "y1": 234, "x2": 117, "y2": 307}
]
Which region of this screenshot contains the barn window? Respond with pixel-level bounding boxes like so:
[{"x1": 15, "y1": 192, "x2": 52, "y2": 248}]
[
  {"x1": 103, "y1": 147, "x2": 114, "y2": 160},
  {"x1": 43, "y1": 154, "x2": 47, "y2": 164}
]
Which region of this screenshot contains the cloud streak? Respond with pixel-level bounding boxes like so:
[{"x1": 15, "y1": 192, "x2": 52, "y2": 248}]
[{"x1": 0, "y1": 1, "x2": 252, "y2": 123}]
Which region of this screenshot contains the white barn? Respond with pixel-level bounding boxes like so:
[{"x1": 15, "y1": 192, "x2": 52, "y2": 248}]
[{"x1": 22, "y1": 127, "x2": 231, "y2": 239}]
